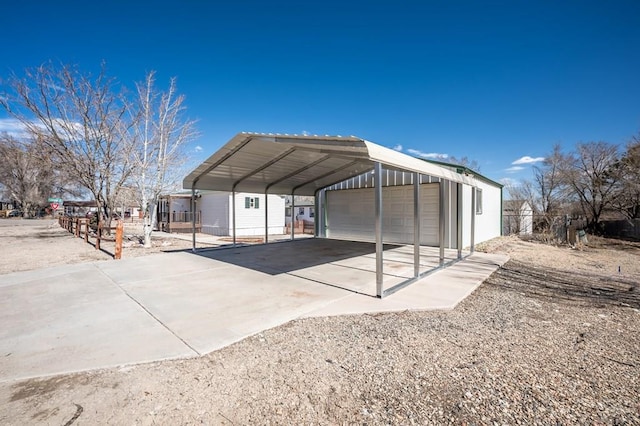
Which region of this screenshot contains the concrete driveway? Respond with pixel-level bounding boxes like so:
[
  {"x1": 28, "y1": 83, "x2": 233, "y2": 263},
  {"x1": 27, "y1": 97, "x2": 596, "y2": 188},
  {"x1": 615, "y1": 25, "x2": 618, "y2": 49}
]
[{"x1": 0, "y1": 239, "x2": 507, "y2": 382}]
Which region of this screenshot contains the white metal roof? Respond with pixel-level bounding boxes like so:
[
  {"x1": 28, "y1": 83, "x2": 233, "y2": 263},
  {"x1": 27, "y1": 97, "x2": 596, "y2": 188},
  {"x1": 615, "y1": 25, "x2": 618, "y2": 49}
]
[{"x1": 183, "y1": 132, "x2": 475, "y2": 196}]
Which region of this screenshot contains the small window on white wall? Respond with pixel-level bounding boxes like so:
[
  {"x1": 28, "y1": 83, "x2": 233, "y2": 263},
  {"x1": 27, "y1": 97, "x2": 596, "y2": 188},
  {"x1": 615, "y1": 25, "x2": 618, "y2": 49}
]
[
  {"x1": 244, "y1": 197, "x2": 260, "y2": 209},
  {"x1": 476, "y1": 188, "x2": 483, "y2": 215},
  {"x1": 299, "y1": 207, "x2": 305, "y2": 215},
  {"x1": 310, "y1": 207, "x2": 315, "y2": 218}
]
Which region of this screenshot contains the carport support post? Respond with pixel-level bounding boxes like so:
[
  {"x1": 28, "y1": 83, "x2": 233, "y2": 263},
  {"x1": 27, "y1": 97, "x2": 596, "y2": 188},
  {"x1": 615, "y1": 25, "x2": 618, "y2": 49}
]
[
  {"x1": 232, "y1": 190, "x2": 237, "y2": 246},
  {"x1": 413, "y1": 172, "x2": 421, "y2": 277},
  {"x1": 264, "y1": 192, "x2": 268, "y2": 244},
  {"x1": 470, "y1": 187, "x2": 476, "y2": 253},
  {"x1": 439, "y1": 180, "x2": 446, "y2": 265},
  {"x1": 290, "y1": 193, "x2": 295, "y2": 241},
  {"x1": 374, "y1": 162, "x2": 383, "y2": 297},
  {"x1": 191, "y1": 186, "x2": 196, "y2": 252},
  {"x1": 457, "y1": 182, "x2": 463, "y2": 259}
]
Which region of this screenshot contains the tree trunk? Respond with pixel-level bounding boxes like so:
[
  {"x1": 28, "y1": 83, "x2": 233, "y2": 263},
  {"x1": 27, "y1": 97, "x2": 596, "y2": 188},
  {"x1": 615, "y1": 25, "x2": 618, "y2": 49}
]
[{"x1": 144, "y1": 199, "x2": 159, "y2": 249}]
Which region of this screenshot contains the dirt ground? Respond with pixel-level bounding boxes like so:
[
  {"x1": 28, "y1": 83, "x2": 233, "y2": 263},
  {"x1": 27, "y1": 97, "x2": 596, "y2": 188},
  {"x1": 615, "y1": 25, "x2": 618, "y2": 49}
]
[
  {"x1": 0, "y1": 218, "x2": 212, "y2": 275},
  {"x1": 0, "y1": 221, "x2": 639, "y2": 424}
]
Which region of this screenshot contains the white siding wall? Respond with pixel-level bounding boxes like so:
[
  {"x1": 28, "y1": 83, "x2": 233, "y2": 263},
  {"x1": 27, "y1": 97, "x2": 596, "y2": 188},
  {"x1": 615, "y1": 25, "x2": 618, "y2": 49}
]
[
  {"x1": 473, "y1": 180, "x2": 503, "y2": 244},
  {"x1": 231, "y1": 193, "x2": 285, "y2": 236},
  {"x1": 200, "y1": 192, "x2": 230, "y2": 236},
  {"x1": 200, "y1": 192, "x2": 285, "y2": 236},
  {"x1": 326, "y1": 184, "x2": 439, "y2": 245},
  {"x1": 324, "y1": 179, "x2": 502, "y2": 248}
]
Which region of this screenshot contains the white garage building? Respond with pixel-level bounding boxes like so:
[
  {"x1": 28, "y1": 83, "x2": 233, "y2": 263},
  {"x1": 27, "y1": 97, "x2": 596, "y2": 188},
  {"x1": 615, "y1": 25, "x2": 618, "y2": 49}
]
[{"x1": 184, "y1": 132, "x2": 503, "y2": 298}]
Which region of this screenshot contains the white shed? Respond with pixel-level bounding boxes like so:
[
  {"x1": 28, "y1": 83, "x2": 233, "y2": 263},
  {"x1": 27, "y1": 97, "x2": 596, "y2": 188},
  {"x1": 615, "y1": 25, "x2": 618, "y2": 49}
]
[
  {"x1": 503, "y1": 200, "x2": 533, "y2": 235},
  {"x1": 321, "y1": 164, "x2": 503, "y2": 249}
]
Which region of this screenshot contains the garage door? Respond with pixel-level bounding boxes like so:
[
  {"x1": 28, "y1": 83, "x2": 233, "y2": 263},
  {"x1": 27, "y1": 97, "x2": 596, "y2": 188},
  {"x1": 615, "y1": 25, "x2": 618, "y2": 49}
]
[{"x1": 326, "y1": 183, "x2": 439, "y2": 245}]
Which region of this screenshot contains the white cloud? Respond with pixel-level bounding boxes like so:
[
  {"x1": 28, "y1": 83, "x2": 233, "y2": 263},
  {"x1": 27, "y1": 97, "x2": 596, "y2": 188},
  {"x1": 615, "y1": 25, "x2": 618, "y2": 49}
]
[
  {"x1": 0, "y1": 118, "x2": 29, "y2": 137},
  {"x1": 392, "y1": 144, "x2": 403, "y2": 151},
  {"x1": 512, "y1": 155, "x2": 544, "y2": 165},
  {"x1": 505, "y1": 165, "x2": 525, "y2": 173},
  {"x1": 194, "y1": 145, "x2": 203, "y2": 152},
  {"x1": 407, "y1": 148, "x2": 449, "y2": 160}
]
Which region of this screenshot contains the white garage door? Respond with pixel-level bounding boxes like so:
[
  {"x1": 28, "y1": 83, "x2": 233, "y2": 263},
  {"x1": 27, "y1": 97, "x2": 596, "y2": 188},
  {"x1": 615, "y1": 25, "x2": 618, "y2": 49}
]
[{"x1": 326, "y1": 183, "x2": 439, "y2": 245}]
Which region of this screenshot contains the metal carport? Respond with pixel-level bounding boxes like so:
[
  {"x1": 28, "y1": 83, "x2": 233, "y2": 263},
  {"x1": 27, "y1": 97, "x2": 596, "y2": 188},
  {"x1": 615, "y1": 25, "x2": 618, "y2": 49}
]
[{"x1": 183, "y1": 132, "x2": 477, "y2": 297}]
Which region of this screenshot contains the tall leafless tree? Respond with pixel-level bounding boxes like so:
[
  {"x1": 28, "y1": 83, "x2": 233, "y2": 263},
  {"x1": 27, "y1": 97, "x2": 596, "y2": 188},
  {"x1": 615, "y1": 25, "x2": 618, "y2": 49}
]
[
  {"x1": 611, "y1": 135, "x2": 640, "y2": 219},
  {"x1": 562, "y1": 141, "x2": 621, "y2": 231},
  {"x1": 0, "y1": 133, "x2": 60, "y2": 216},
  {"x1": 129, "y1": 72, "x2": 197, "y2": 247},
  {"x1": 532, "y1": 144, "x2": 570, "y2": 229},
  {"x1": 1, "y1": 62, "x2": 133, "y2": 229}
]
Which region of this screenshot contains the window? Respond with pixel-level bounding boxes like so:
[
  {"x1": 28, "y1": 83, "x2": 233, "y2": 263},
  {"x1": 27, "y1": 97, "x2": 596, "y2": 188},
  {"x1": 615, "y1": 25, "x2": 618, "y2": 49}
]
[
  {"x1": 244, "y1": 197, "x2": 260, "y2": 209},
  {"x1": 285, "y1": 207, "x2": 291, "y2": 217},
  {"x1": 299, "y1": 207, "x2": 305, "y2": 215},
  {"x1": 310, "y1": 207, "x2": 315, "y2": 218},
  {"x1": 475, "y1": 188, "x2": 483, "y2": 215}
]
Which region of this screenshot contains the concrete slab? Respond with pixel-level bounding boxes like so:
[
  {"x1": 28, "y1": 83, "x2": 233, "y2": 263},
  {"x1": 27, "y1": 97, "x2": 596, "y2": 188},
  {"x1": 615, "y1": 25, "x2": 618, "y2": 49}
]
[
  {"x1": 0, "y1": 239, "x2": 507, "y2": 383},
  {"x1": 0, "y1": 262, "x2": 195, "y2": 382},
  {"x1": 111, "y1": 255, "x2": 348, "y2": 354},
  {"x1": 302, "y1": 252, "x2": 509, "y2": 317}
]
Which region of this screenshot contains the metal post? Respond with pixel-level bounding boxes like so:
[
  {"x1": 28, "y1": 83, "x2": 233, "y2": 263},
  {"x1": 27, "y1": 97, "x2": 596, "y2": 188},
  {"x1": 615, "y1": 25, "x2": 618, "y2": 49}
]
[
  {"x1": 457, "y1": 182, "x2": 463, "y2": 259},
  {"x1": 439, "y1": 180, "x2": 446, "y2": 265},
  {"x1": 290, "y1": 193, "x2": 295, "y2": 241},
  {"x1": 413, "y1": 173, "x2": 420, "y2": 277},
  {"x1": 471, "y1": 186, "x2": 476, "y2": 253},
  {"x1": 191, "y1": 186, "x2": 196, "y2": 251},
  {"x1": 314, "y1": 190, "x2": 320, "y2": 237},
  {"x1": 374, "y1": 162, "x2": 383, "y2": 297},
  {"x1": 322, "y1": 189, "x2": 328, "y2": 238},
  {"x1": 232, "y1": 190, "x2": 237, "y2": 246},
  {"x1": 264, "y1": 192, "x2": 269, "y2": 244}
]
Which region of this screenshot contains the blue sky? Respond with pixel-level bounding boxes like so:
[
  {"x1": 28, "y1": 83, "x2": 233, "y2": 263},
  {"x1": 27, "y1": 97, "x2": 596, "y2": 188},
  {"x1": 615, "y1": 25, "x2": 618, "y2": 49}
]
[{"x1": 1, "y1": 0, "x2": 639, "y2": 185}]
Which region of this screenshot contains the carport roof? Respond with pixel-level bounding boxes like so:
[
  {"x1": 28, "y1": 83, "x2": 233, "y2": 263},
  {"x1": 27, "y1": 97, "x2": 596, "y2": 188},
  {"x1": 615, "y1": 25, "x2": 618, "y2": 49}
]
[{"x1": 183, "y1": 132, "x2": 475, "y2": 196}]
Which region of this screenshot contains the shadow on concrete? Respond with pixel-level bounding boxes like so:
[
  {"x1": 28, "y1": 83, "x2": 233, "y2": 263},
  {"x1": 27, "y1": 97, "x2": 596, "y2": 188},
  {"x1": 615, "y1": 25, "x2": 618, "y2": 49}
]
[{"x1": 189, "y1": 238, "x2": 400, "y2": 275}]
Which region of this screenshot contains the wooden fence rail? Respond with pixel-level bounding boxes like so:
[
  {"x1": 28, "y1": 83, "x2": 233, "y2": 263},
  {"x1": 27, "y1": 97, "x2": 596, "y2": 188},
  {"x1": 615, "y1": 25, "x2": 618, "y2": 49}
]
[{"x1": 58, "y1": 216, "x2": 124, "y2": 259}]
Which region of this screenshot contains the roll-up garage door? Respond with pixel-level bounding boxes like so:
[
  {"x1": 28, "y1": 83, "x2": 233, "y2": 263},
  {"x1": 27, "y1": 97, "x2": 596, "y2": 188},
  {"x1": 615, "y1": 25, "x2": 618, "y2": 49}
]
[{"x1": 326, "y1": 183, "x2": 439, "y2": 245}]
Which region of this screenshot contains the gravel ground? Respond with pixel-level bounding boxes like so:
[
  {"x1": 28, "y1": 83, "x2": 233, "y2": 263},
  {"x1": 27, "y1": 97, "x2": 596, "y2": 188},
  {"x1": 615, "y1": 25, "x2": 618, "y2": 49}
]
[{"x1": 0, "y1": 225, "x2": 639, "y2": 425}]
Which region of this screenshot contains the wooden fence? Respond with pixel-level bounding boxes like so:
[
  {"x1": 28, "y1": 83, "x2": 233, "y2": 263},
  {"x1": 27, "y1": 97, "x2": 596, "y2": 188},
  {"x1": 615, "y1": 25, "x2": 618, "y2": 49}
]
[
  {"x1": 59, "y1": 216, "x2": 124, "y2": 259},
  {"x1": 602, "y1": 219, "x2": 640, "y2": 241}
]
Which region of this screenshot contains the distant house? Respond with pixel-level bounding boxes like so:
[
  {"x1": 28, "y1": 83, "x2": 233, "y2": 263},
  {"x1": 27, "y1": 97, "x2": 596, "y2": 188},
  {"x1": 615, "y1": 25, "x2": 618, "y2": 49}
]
[
  {"x1": 159, "y1": 191, "x2": 285, "y2": 236},
  {"x1": 503, "y1": 200, "x2": 533, "y2": 235},
  {"x1": 0, "y1": 201, "x2": 16, "y2": 211},
  {"x1": 63, "y1": 200, "x2": 97, "y2": 216},
  {"x1": 285, "y1": 195, "x2": 315, "y2": 224}
]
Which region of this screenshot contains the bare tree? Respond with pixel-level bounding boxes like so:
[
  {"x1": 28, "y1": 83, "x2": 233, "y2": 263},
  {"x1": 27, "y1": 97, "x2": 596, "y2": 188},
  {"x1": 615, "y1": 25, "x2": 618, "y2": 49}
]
[
  {"x1": 532, "y1": 144, "x2": 569, "y2": 229},
  {"x1": 129, "y1": 72, "x2": 197, "y2": 247},
  {"x1": 562, "y1": 141, "x2": 621, "y2": 232},
  {"x1": 611, "y1": 135, "x2": 640, "y2": 219},
  {"x1": 449, "y1": 156, "x2": 481, "y2": 172},
  {"x1": 0, "y1": 133, "x2": 59, "y2": 216},
  {"x1": 1, "y1": 62, "x2": 132, "y2": 229}
]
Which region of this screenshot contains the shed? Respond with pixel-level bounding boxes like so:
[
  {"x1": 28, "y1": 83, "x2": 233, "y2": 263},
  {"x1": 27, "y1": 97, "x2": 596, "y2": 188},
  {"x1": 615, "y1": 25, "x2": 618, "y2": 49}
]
[
  {"x1": 503, "y1": 200, "x2": 533, "y2": 235},
  {"x1": 183, "y1": 132, "x2": 503, "y2": 297}
]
